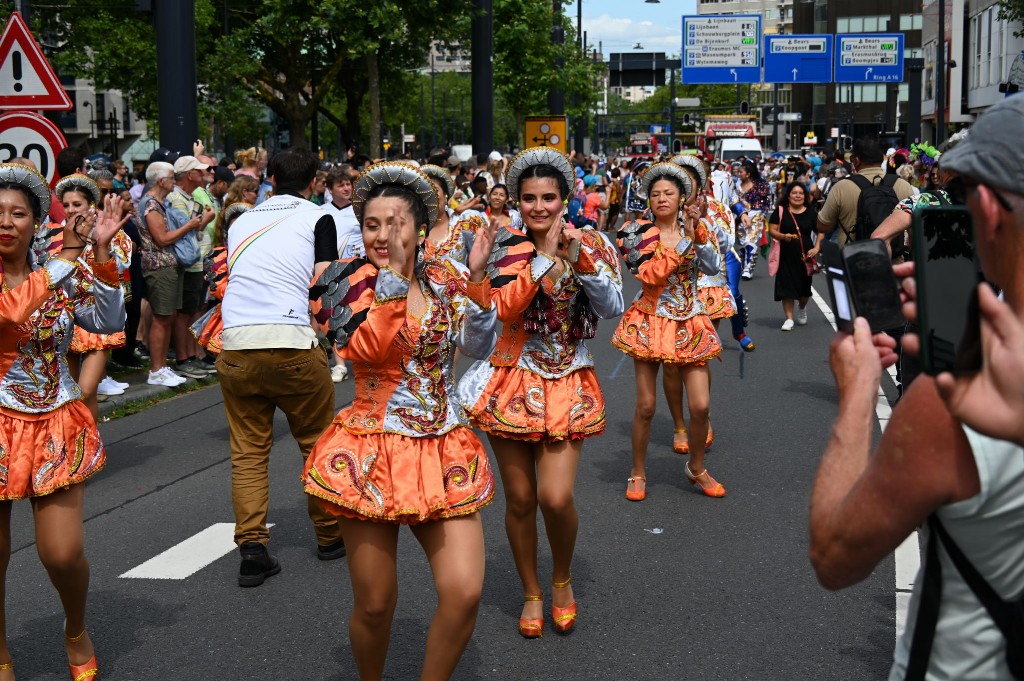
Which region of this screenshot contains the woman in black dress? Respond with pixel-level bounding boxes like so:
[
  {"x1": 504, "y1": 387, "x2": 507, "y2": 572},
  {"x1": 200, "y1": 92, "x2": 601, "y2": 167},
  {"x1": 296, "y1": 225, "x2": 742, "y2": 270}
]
[{"x1": 768, "y1": 182, "x2": 819, "y2": 331}]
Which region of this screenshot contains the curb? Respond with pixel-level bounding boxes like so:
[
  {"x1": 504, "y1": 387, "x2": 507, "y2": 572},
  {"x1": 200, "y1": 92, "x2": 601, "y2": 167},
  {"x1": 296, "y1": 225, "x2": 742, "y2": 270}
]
[{"x1": 98, "y1": 374, "x2": 218, "y2": 418}]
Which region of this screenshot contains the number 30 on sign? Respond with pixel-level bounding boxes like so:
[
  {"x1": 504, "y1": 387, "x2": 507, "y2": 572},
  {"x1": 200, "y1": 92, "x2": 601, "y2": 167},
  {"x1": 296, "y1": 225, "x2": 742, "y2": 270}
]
[{"x1": 0, "y1": 111, "x2": 67, "y2": 187}]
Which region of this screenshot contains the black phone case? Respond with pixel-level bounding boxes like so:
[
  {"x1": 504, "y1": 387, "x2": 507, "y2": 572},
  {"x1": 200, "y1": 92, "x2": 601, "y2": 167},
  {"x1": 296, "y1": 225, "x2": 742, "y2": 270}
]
[{"x1": 842, "y1": 240, "x2": 905, "y2": 333}]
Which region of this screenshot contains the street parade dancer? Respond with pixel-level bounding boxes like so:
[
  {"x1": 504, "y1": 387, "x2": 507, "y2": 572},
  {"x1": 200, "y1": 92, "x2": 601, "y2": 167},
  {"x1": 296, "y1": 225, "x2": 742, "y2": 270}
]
[
  {"x1": 613, "y1": 162, "x2": 725, "y2": 502},
  {"x1": 303, "y1": 162, "x2": 499, "y2": 681},
  {"x1": 457, "y1": 147, "x2": 624, "y2": 638},
  {"x1": 663, "y1": 154, "x2": 737, "y2": 456},
  {"x1": 420, "y1": 163, "x2": 477, "y2": 265},
  {"x1": 189, "y1": 202, "x2": 252, "y2": 356},
  {"x1": 0, "y1": 163, "x2": 127, "y2": 681},
  {"x1": 736, "y1": 160, "x2": 773, "y2": 280}
]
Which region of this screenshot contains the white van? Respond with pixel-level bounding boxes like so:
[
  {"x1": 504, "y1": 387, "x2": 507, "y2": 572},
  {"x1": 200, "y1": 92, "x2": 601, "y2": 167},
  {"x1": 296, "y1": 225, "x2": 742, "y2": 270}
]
[{"x1": 715, "y1": 138, "x2": 764, "y2": 161}]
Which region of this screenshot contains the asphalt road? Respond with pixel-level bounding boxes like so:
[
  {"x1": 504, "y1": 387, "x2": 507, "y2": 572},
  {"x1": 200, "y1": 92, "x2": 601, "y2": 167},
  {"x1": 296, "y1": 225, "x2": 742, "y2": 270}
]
[{"x1": 5, "y1": 264, "x2": 898, "y2": 680}]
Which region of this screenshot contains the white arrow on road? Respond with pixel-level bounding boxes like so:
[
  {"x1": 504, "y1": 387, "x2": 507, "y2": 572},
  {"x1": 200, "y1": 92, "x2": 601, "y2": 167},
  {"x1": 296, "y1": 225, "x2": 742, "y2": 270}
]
[
  {"x1": 792, "y1": 68, "x2": 799, "y2": 81},
  {"x1": 729, "y1": 68, "x2": 737, "y2": 81}
]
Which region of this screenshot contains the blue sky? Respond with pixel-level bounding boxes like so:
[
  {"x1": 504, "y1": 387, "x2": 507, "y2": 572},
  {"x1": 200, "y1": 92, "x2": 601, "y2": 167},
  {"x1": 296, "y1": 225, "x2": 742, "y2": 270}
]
[{"x1": 570, "y1": 0, "x2": 696, "y2": 57}]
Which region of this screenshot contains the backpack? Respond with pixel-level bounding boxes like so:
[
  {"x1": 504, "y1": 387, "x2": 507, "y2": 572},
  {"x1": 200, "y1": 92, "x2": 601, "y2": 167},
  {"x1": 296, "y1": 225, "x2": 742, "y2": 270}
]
[
  {"x1": 843, "y1": 174, "x2": 900, "y2": 250},
  {"x1": 906, "y1": 516, "x2": 1024, "y2": 681},
  {"x1": 814, "y1": 177, "x2": 834, "y2": 212}
]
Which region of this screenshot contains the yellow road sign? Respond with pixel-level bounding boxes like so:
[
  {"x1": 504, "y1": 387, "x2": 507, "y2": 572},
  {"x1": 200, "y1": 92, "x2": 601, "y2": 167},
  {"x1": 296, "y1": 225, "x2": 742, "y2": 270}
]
[{"x1": 524, "y1": 116, "x2": 569, "y2": 153}]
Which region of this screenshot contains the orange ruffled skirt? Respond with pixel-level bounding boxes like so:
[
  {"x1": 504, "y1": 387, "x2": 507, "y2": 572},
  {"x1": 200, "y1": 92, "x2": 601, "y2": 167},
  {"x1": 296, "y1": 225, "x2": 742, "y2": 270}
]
[
  {"x1": 611, "y1": 306, "x2": 722, "y2": 365},
  {"x1": 70, "y1": 328, "x2": 126, "y2": 353},
  {"x1": 463, "y1": 366, "x2": 606, "y2": 442},
  {"x1": 0, "y1": 401, "x2": 106, "y2": 500},
  {"x1": 190, "y1": 305, "x2": 223, "y2": 354},
  {"x1": 303, "y1": 425, "x2": 494, "y2": 524},
  {"x1": 698, "y1": 285, "x2": 736, "y2": 321}
]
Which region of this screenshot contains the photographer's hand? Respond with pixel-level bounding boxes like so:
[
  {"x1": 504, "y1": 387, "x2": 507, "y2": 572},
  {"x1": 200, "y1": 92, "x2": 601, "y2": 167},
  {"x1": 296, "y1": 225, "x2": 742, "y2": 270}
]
[{"x1": 935, "y1": 285, "x2": 1024, "y2": 446}]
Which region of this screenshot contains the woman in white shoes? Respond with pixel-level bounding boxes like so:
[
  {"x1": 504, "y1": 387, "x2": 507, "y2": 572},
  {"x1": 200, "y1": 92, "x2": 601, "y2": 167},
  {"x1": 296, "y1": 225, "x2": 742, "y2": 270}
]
[{"x1": 768, "y1": 182, "x2": 819, "y2": 331}]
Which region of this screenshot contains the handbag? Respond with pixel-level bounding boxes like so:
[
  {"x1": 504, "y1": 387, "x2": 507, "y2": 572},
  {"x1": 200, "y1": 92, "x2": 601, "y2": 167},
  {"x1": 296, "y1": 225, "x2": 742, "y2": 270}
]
[
  {"x1": 767, "y1": 206, "x2": 782, "y2": 276},
  {"x1": 788, "y1": 206, "x2": 821, "y2": 276},
  {"x1": 164, "y1": 198, "x2": 202, "y2": 267}
]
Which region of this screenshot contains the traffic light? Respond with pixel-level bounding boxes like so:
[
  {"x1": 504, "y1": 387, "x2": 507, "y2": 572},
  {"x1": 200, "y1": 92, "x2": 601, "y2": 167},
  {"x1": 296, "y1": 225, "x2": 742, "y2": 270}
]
[
  {"x1": 740, "y1": 101, "x2": 749, "y2": 115},
  {"x1": 683, "y1": 113, "x2": 692, "y2": 125}
]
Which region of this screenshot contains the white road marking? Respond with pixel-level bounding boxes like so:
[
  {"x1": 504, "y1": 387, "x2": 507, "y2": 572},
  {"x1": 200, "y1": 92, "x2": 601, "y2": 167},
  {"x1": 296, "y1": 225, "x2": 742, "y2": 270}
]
[
  {"x1": 119, "y1": 522, "x2": 273, "y2": 580},
  {"x1": 810, "y1": 285, "x2": 917, "y2": 642}
]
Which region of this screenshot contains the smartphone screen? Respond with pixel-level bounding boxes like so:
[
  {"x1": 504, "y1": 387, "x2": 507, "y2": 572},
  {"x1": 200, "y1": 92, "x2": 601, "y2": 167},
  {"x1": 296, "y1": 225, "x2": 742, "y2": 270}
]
[{"x1": 913, "y1": 206, "x2": 982, "y2": 375}]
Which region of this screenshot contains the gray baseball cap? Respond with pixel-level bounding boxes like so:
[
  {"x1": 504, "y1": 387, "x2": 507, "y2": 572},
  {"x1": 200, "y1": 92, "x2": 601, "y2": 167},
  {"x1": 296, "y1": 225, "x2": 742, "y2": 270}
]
[{"x1": 940, "y1": 95, "x2": 1024, "y2": 195}]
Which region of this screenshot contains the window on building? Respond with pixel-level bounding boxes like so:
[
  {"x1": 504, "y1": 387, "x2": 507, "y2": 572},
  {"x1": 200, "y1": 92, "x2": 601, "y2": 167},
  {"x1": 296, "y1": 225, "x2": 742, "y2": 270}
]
[
  {"x1": 899, "y1": 14, "x2": 923, "y2": 31},
  {"x1": 905, "y1": 48, "x2": 923, "y2": 59},
  {"x1": 836, "y1": 17, "x2": 848, "y2": 33},
  {"x1": 899, "y1": 83, "x2": 909, "y2": 101},
  {"x1": 973, "y1": 14, "x2": 983, "y2": 86}
]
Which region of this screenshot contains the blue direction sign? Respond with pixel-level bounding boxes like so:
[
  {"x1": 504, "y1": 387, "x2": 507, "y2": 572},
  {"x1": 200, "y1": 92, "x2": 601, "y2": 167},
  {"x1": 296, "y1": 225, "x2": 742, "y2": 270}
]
[
  {"x1": 764, "y1": 35, "x2": 833, "y2": 83},
  {"x1": 834, "y1": 33, "x2": 905, "y2": 83},
  {"x1": 682, "y1": 14, "x2": 761, "y2": 84}
]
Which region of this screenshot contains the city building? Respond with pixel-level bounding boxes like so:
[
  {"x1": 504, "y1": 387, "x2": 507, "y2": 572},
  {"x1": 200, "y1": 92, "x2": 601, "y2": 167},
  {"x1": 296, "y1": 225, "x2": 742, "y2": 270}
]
[
  {"x1": 791, "y1": 0, "x2": 923, "y2": 148},
  {"x1": 424, "y1": 41, "x2": 471, "y2": 74},
  {"x1": 53, "y1": 77, "x2": 149, "y2": 161},
  {"x1": 697, "y1": 0, "x2": 794, "y2": 35},
  {"x1": 923, "y1": 0, "x2": 1024, "y2": 141},
  {"x1": 610, "y1": 85, "x2": 656, "y2": 103}
]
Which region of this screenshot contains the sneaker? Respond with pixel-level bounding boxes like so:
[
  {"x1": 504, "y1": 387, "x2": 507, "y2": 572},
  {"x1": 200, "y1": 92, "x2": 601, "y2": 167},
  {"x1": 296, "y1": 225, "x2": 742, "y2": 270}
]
[
  {"x1": 147, "y1": 367, "x2": 187, "y2": 387},
  {"x1": 316, "y1": 538, "x2": 347, "y2": 561},
  {"x1": 796, "y1": 307, "x2": 808, "y2": 325},
  {"x1": 736, "y1": 334, "x2": 756, "y2": 352},
  {"x1": 330, "y1": 364, "x2": 348, "y2": 383},
  {"x1": 134, "y1": 342, "x2": 150, "y2": 360},
  {"x1": 174, "y1": 358, "x2": 210, "y2": 379},
  {"x1": 781, "y1": 319, "x2": 795, "y2": 331},
  {"x1": 96, "y1": 376, "x2": 125, "y2": 396},
  {"x1": 111, "y1": 378, "x2": 130, "y2": 390},
  {"x1": 112, "y1": 353, "x2": 144, "y2": 369},
  {"x1": 239, "y1": 541, "x2": 281, "y2": 587},
  {"x1": 200, "y1": 355, "x2": 217, "y2": 370},
  {"x1": 741, "y1": 269, "x2": 753, "y2": 280}
]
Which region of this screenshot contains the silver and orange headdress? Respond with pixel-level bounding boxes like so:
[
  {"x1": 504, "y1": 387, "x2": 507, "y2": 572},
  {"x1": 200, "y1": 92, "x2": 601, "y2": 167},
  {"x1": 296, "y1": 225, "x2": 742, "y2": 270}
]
[
  {"x1": 669, "y1": 154, "x2": 709, "y2": 189},
  {"x1": 641, "y1": 162, "x2": 694, "y2": 199},
  {"x1": 0, "y1": 163, "x2": 51, "y2": 217},
  {"x1": 503, "y1": 147, "x2": 577, "y2": 202},
  {"x1": 419, "y1": 164, "x2": 456, "y2": 201},
  {"x1": 54, "y1": 173, "x2": 101, "y2": 205},
  {"x1": 352, "y1": 162, "x2": 441, "y2": 226}
]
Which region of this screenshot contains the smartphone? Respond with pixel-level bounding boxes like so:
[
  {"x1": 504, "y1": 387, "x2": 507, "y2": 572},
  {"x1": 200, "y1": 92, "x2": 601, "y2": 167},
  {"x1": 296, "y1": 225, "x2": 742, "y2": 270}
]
[
  {"x1": 912, "y1": 206, "x2": 983, "y2": 375},
  {"x1": 820, "y1": 240, "x2": 903, "y2": 334}
]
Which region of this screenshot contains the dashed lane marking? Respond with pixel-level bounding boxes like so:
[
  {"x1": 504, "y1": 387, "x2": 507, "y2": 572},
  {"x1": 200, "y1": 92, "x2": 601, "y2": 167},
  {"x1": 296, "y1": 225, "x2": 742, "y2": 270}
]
[
  {"x1": 119, "y1": 522, "x2": 273, "y2": 580},
  {"x1": 810, "y1": 285, "x2": 916, "y2": 641}
]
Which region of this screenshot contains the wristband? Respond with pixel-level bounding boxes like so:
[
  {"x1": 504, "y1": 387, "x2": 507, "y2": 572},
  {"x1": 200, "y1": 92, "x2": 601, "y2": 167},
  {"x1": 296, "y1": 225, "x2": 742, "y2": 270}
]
[{"x1": 731, "y1": 202, "x2": 746, "y2": 216}]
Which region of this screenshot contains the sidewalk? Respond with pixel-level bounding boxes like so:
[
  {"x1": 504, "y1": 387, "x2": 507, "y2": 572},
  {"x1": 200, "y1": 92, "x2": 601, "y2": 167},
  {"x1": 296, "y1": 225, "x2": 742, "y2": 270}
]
[{"x1": 97, "y1": 367, "x2": 218, "y2": 419}]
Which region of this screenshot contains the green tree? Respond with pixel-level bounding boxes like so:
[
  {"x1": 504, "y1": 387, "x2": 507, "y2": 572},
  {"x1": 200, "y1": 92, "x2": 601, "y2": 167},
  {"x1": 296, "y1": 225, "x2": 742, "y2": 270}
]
[
  {"x1": 999, "y1": 0, "x2": 1024, "y2": 37},
  {"x1": 493, "y1": 0, "x2": 604, "y2": 147}
]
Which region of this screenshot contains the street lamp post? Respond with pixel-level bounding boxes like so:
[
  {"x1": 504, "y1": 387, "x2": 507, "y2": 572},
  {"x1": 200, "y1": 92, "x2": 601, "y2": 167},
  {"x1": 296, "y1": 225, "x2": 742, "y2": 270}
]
[{"x1": 471, "y1": 0, "x2": 494, "y2": 154}]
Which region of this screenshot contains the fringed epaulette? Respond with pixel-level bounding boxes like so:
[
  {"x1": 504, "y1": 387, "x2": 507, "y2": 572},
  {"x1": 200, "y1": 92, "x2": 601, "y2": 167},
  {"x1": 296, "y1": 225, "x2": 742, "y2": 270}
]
[
  {"x1": 486, "y1": 224, "x2": 534, "y2": 289},
  {"x1": 310, "y1": 258, "x2": 378, "y2": 347},
  {"x1": 617, "y1": 219, "x2": 659, "y2": 275}
]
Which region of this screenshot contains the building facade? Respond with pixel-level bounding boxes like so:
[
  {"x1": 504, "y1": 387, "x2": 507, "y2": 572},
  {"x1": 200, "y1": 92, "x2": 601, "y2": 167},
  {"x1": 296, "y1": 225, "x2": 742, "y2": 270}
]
[
  {"x1": 54, "y1": 77, "x2": 148, "y2": 161},
  {"x1": 791, "y1": 0, "x2": 922, "y2": 148}
]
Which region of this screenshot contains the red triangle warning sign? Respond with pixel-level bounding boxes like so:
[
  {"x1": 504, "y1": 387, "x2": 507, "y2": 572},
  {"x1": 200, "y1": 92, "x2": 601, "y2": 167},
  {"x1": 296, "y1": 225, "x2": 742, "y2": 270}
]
[{"x1": 0, "y1": 12, "x2": 72, "y2": 110}]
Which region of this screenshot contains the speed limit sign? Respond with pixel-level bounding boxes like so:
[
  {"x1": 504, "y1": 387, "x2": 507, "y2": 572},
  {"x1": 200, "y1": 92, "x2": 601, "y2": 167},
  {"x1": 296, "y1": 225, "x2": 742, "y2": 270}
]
[{"x1": 0, "y1": 111, "x2": 67, "y2": 187}]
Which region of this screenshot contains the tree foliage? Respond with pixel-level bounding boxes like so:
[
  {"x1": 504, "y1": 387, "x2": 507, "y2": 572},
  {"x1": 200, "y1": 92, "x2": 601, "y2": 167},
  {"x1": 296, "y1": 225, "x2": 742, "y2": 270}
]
[
  {"x1": 998, "y1": 0, "x2": 1024, "y2": 37},
  {"x1": 493, "y1": 0, "x2": 605, "y2": 146}
]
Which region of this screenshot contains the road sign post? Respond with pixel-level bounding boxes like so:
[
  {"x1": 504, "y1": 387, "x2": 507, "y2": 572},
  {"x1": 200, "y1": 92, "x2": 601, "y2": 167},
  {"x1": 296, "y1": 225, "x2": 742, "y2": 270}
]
[
  {"x1": 764, "y1": 35, "x2": 833, "y2": 84},
  {"x1": 681, "y1": 15, "x2": 761, "y2": 85},
  {"x1": 834, "y1": 34, "x2": 905, "y2": 83},
  {"x1": 0, "y1": 111, "x2": 68, "y2": 186}
]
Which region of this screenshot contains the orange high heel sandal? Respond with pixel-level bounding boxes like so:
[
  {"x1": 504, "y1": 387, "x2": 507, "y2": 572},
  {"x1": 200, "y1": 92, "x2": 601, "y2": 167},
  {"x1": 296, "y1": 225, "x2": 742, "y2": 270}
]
[
  {"x1": 551, "y1": 577, "x2": 577, "y2": 634},
  {"x1": 625, "y1": 476, "x2": 646, "y2": 501},
  {"x1": 674, "y1": 424, "x2": 714, "y2": 455},
  {"x1": 65, "y1": 627, "x2": 98, "y2": 681},
  {"x1": 518, "y1": 595, "x2": 544, "y2": 639},
  {"x1": 673, "y1": 428, "x2": 688, "y2": 454},
  {"x1": 685, "y1": 463, "x2": 725, "y2": 498}
]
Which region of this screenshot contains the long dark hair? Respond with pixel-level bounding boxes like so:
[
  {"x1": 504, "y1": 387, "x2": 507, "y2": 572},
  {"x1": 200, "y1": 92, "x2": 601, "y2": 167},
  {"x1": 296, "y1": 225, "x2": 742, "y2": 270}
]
[{"x1": 741, "y1": 160, "x2": 762, "y2": 183}]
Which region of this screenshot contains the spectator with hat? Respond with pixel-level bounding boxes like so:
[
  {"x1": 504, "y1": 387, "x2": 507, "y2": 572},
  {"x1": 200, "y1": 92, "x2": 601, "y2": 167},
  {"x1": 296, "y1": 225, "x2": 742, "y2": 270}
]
[
  {"x1": 810, "y1": 95, "x2": 1024, "y2": 680},
  {"x1": 167, "y1": 156, "x2": 218, "y2": 379}
]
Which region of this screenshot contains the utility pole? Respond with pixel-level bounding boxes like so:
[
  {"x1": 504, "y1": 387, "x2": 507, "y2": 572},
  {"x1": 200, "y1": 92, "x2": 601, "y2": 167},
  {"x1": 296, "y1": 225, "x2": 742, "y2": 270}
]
[
  {"x1": 155, "y1": 0, "x2": 198, "y2": 154},
  {"x1": 669, "y1": 66, "x2": 677, "y2": 153},
  {"x1": 471, "y1": 0, "x2": 494, "y2": 154},
  {"x1": 936, "y1": 0, "x2": 946, "y2": 145},
  {"x1": 431, "y1": 52, "x2": 437, "y2": 149},
  {"x1": 549, "y1": 0, "x2": 565, "y2": 116}
]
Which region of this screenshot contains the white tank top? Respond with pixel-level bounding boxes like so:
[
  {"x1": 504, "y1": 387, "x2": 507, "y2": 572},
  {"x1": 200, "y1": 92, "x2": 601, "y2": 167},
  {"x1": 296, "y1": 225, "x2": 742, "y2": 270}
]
[{"x1": 890, "y1": 427, "x2": 1024, "y2": 680}]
